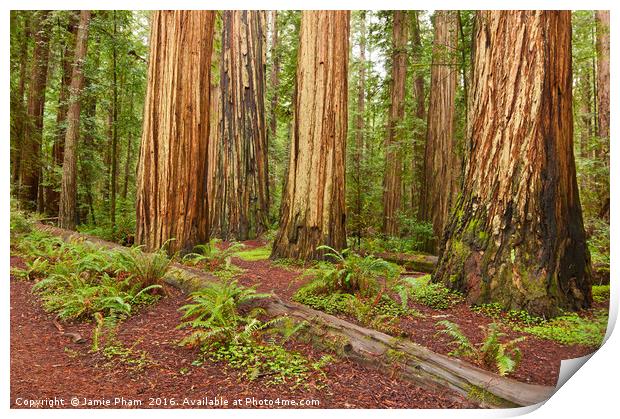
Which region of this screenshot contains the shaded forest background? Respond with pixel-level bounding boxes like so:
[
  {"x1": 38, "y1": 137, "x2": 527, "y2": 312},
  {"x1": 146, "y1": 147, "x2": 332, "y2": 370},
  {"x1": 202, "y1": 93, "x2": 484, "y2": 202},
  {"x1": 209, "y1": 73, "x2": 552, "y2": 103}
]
[{"x1": 9, "y1": 10, "x2": 610, "y2": 280}]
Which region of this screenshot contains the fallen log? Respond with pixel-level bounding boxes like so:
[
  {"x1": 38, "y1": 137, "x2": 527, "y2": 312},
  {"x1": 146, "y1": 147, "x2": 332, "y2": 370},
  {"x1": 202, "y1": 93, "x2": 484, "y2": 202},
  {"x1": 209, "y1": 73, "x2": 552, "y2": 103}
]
[
  {"x1": 370, "y1": 251, "x2": 438, "y2": 273},
  {"x1": 31, "y1": 224, "x2": 555, "y2": 408}
]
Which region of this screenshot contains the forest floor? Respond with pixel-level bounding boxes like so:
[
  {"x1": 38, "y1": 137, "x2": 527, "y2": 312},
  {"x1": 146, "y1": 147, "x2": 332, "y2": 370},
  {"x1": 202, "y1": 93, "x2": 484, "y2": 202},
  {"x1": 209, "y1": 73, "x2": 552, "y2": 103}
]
[
  {"x1": 10, "y1": 231, "x2": 607, "y2": 409},
  {"x1": 230, "y1": 241, "x2": 603, "y2": 387},
  {"x1": 10, "y1": 255, "x2": 475, "y2": 409}
]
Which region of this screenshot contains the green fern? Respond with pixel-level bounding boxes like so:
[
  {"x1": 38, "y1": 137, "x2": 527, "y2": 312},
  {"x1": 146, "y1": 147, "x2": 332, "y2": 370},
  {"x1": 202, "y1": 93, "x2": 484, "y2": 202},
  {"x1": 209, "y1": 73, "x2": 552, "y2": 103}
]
[
  {"x1": 436, "y1": 320, "x2": 477, "y2": 357},
  {"x1": 436, "y1": 320, "x2": 526, "y2": 376}
]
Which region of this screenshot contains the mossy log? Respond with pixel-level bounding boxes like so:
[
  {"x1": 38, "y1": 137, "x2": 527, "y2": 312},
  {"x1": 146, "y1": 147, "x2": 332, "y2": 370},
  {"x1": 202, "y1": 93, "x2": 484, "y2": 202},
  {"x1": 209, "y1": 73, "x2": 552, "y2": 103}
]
[
  {"x1": 373, "y1": 251, "x2": 438, "y2": 273},
  {"x1": 33, "y1": 224, "x2": 554, "y2": 408}
]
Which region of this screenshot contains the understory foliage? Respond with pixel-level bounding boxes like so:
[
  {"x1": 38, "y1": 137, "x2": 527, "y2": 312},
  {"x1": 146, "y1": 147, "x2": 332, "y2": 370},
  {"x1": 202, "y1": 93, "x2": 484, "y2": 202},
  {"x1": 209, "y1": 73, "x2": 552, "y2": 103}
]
[
  {"x1": 591, "y1": 285, "x2": 610, "y2": 303},
  {"x1": 178, "y1": 278, "x2": 329, "y2": 385},
  {"x1": 10, "y1": 199, "x2": 34, "y2": 240},
  {"x1": 312, "y1": 245, "x2": 401, "y2": 296},
  {"x1": 515, "y1": 311, "x2": 608, "y2": 347},
  {"x1": 181, "y1": 239, "x2": 246, "y2": 279},
  {"x1": 357, "y1": 219, "x2": 434, "y2": 254},
  {"x1": 436, "y1": 320, "x2": 525, "y2": 376},
  {"x1": 471, "y1": 302, "x2": 608, "y2": 347},
  {"x1": 13, "y1": 230, "x2": 167, "y2": 322},
  {"x1": 395, "y1": 275, "x2": 463, "y2": 309},
  {"x1": 294, "y1": 246, "x2": 416, "y2": 335}
]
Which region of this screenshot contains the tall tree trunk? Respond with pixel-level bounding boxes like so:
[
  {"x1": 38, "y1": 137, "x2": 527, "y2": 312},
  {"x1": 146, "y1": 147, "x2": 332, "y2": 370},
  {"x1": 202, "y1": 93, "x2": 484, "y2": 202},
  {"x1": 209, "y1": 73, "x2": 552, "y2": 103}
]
[
  {"x1": 210, "y1": 10, "x2": 269, "y2": 240},
  {"x1": 410, "y1": 11, "x2": 426, "y2": 216},
  {"x1": 59, "y1": 10, "x2": 91, "y2": 230},
  {"x1": 268, "y1": 10, "x2": 280, "y2": 209},
  {"x1": 271, "y1": 10, "x2": 349, "y2": 261},
  {"x1": 136, "y1": 11, "x2": 215, "y2": 253},
  {"x1": 110, "y1": 11, "x2": 119, "y2": 228},
  {"x1": 595, "y1": 11, "x2": 610, "y2": 142},
  {"x1": 578, "y1": 69, "x2": 593, "y2": 193},
  {"x1": 18, "y1": 11, "x2": 51, "y2": 210},
  {"x1": 382, "y1": 10, "x2": 408, "y2": 236},
  {"x1": 421, "y1": 10, "x2": 458, "y2": 252},
  {"x1": 207, "y1": 13, "x2": 222, "y2": 234},
  {"x1": 435, "y1": 11, "x2": 592, "y2": 316},
  {"x1": 122, "y1": 91, "x2": 134, "y2": 202},
  {"x1": 79, "y1": 76, "x2": 97, "y2": 226},
  {"x1": 47, "y1": 11, "x2": 79, "y2": 216},
  {"x1": 11, "y1": 11, "x2": 31, "y2": 187},
  {"x1": 595, "y1": 10, "x2": 609, "y2": 220},
  {"x1": 353, "y1": 11, "x2": 367, "y2": 245}
]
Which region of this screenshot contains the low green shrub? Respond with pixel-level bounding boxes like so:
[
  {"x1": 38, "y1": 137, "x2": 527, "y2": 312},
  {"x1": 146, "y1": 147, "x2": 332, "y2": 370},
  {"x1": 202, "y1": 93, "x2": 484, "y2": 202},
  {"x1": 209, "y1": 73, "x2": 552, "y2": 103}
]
[
  {"x1": 587, "y1": 218, "x2": 609, "y2": 277},
  {"x1": 10, "y1": 201, "x2": 33, "y2": 240},
  {"x1": 399, "y1": 275, "x2": 463, "y2": 309},
  {"x1": 357, "y1": 216, "x2": 433, "y2": 254},
  {"x1": 234, "y1": 246, "x2": 272, "y2": 261},
  {"x1": 178, "y1": 279, "x2": 325, "y2": 385},
  {"x1": 309, "y1": 245, "x2": 401, "y2": 297},
  {"x1": 436, "y1": 320, "x2": 525, "y2": 376},
  {"x1": 516, "y1": 311, "x2": 608, "y2": 347},
  {"x1": 115, "y1": 246, "x2": 171, "y2": 292},
  {"x1": 15, "y1": 230, "x2": 163, "y2": 322},
  {"x1": 471, "y1": 303, "x2": 544, "y2": 327},
  {"x1": 592, "y1": 285, "x2": 610, "y2": 303},
  {"x1": 292, "y1": 246, "x2": 416, "y2": 335},
  {"x1": 182, "y1": 239, "x2": 246, "y2": 279}
]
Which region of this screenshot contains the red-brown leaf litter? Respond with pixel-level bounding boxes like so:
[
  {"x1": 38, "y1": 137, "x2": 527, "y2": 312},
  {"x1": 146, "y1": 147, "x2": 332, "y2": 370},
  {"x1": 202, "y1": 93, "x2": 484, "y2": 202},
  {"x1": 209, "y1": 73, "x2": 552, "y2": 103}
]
[
  {"x1": 10, "y1": 255, "x2": 474, "y2": 409},
  {"x1": 10, "y1": 237, "x2": 602, "y2": 409}
]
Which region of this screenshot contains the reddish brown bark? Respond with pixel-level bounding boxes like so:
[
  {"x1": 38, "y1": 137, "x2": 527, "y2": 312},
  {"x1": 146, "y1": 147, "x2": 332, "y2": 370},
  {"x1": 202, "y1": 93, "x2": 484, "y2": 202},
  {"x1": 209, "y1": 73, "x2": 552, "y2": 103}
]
[
  {"x1": 421, "y1": 10, "x2": 458, "y2": 251},
  {"x1": 136, "y1": 11, "x2": 215, "y2": 253},
  {"x1": 210, "y1": 11, "x2": 269, "y2": 240},
  {"x1": 435, "y1": 11, "x2": 592, "y2": 316},
  {"x1": 47, "y1": 11, "x2": 79, "y2": 215},
  {"x1": 382, "y1": 10, "x2": 408, "y2": 236},
  {"x1": 595, "y1": 10, "x2": 610, "y2": 141},
  {"x1": 410, "y1": 11, "x2": 426, "y2": 215},
  {"x1": 59, "y1": 11, "x2": 91, "y2": 230},
  {"x1": 10, "y1": 11, "x2": 31, "y2": 187},
  {"x1": 18, "y1": 11, "x2": 51, "y2": 210},
  {"x1": 271, "y1": 11, "x2": 349, "y2": 260}
]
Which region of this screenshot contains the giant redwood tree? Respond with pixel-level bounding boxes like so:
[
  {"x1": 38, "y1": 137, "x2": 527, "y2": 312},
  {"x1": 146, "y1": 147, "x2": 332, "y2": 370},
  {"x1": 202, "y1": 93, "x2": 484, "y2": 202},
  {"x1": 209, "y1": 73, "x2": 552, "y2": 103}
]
[
  {"x1": 421, "y1": 10, "x2": 458, "y2": 251},
  {"x1": 136, "y1": 11, "x2": 215, "y2": 253},
  {"x1": 434, "y1": 11, "x2": 592, "y2": 316},
  {"x1": 382, "y1": 10, "x2": 408, "y2": 236},
  {"x1": 210, "y1": 10, "x2": 269, "y2": 240},
  {"x1": 595, "y1": 10, "x2": 610, "y2": 219},
  {"x1": 17, "y1": 10, "x2": 51, "y2": 210},
  {"x1": 271, "y1": 10, "x2": 349, "y2": 260},
  {"x1": 59, "y1": 10, "x2": 91, "y2": 230},
  {"x1": 48, "y1": 11, "x2": 79, "y2": 216}
]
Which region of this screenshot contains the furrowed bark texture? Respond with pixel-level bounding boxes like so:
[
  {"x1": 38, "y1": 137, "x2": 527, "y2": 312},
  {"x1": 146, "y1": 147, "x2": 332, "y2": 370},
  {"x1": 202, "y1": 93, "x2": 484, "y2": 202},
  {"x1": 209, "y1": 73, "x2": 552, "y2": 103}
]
[
  {"x1": 595, "y1": 10, "x2": 610, "y2": 219},
  {"x1": 136, "y1": 11, "x2": 215, "y2": 253},
  {"x1": 271, "y1": 10, "x2": 349, "y2": 260},
  {"x1": 411, "y1": 11, "x2": 426, "y2": 215},
  {"x1": 59, "y1": 10, "x2": 91, "y2": 230},
  {"x1": 210, "y1": 10, "x2": 269, "y2": 240},
  {"x1": 18, "y1": 11, "x2": 51, "y2": 210},
  {"x1": 11, "y1": 12, "x2": 31, "y2": 187},
  {"x1": 595, "y1": 10, "x2": 610, "y2": 141},
  {"x1": 207, "y1": 12, "x2": 222, "y2": 232},
  {"x1": 435, "y1": 11, "x2": 592, "y2": 316},
  {"x1": 382, "y1": 10, "x2": 408, "y2": 236},
  {"x1": 47, "y1": 12, "x2": 79, "y2": 216},
  {"x1": 268, "y1": 10, "x2": 280, "y2": 207},
  {"x1": 353, "y1": 11, "x2": 366, "y2": 241},
  {"x1": 421, "y1": 10, "x2": 458, "y2": 251}
]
